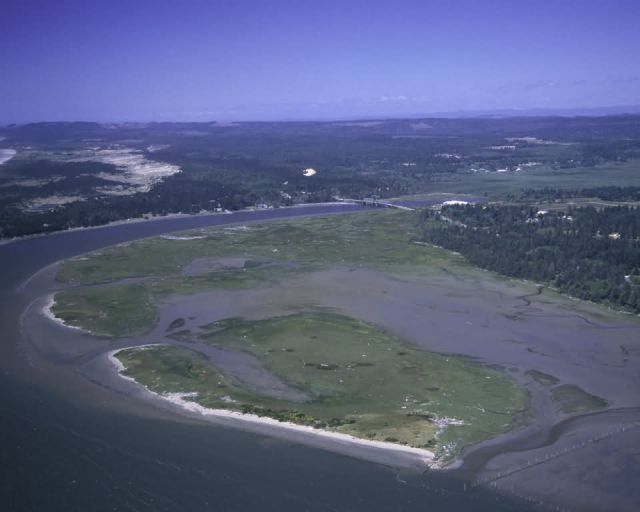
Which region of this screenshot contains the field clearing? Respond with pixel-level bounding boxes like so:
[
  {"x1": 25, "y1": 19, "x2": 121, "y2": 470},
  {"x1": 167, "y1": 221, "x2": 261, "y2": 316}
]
[
  {"x1": 537, "y1": 197, "x2": 640, "y2": 210},
  {"x1": 419, "y1": 159, "x2": 640, "y2": 199}
]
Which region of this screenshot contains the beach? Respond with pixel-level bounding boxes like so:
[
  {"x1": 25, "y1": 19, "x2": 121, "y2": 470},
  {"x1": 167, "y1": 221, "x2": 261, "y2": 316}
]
[
  {"x1": 107, "y1": 347, "x2": 438, "y2": 468},
  {"x1": 41, "y1": 293, "x2": 87, "y2": 332},
  {"x1": 0, "y1": 148, "x2": 16, "y2": 165}
]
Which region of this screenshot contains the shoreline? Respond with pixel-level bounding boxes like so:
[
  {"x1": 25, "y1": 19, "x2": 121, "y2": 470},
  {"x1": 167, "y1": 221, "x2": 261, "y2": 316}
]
[
  {"x1": 107, "y1": 347, "x2": 438, "y2": 469},
  {"x1": 0, "y1": 201, "x2": 359, "y2": 247},
  {"x1": 41, "y1": 293, "x2": 88, "y2": 333}
]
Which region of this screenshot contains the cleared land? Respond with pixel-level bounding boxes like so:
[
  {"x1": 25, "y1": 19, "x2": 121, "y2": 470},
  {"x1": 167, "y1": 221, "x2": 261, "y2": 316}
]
[{"x1": 410, "y1": 160, "x2": 640, "y2": 200}]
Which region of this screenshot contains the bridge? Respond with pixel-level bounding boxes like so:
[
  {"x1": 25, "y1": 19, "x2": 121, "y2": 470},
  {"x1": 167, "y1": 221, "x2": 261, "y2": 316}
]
[{"x1": 334, "y1": 197, "x2": 415, "y2": 211}]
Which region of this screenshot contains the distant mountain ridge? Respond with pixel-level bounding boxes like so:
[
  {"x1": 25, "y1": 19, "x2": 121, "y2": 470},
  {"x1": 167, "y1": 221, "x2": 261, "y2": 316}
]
[
  {"x1": 422, "y1": 105, "x2": 640, "y2": 119},
  {"x1": 3, "y1": 106, "x2": 640, "y2": 127}
]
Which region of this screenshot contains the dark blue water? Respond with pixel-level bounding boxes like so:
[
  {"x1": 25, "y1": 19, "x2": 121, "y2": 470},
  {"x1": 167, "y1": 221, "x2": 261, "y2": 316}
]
[{"x1": 0, "y1": 206, "x2": 529, "y2": 511}]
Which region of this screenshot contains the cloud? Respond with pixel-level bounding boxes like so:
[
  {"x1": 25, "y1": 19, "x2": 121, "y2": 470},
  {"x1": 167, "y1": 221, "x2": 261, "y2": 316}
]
[
  {"x1": 523, "y1": 80, "x2": 559, "y2": 91},
  {"x1": 377, "y1": 95, "x2": 409, "y2": 103},
  {"x1": 608, "y1": 75, "x2": 639, "y2": 85}
]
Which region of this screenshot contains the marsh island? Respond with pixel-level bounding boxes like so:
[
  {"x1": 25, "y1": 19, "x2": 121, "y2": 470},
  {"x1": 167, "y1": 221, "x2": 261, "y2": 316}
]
[{"x1": 45, "y1": 208, "x2": 632, "y2": 467}]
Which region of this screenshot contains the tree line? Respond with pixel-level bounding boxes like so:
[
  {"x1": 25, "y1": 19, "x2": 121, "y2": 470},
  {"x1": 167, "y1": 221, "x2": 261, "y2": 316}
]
[
  {"x1": 421, "y1": 204, "x2": 640, "y2": 313},
  {"x1": 520, "y1": 186, "x2": 640, "y2": 202}
]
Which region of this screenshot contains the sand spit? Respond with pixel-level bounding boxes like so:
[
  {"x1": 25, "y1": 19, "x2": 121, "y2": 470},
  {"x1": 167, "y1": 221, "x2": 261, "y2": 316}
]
[
  {"x1": 108, "y1": 347, "x2": 437, "y2": 468},
  {"x1": 160, "y1": 234, "x2": 206, "y2": 241},
  {"x1": 163, "y1": 391, "x2": 438, "y2": 465},
  {"x1": 42, "y1": 294, "x2": 87, "y2": 332},
  {"x1": 0, "y1": 149, "x2": 16, "y2": 165},
  {"x1": 108, "y1": 345, "x2": 163, "y2": 383}
]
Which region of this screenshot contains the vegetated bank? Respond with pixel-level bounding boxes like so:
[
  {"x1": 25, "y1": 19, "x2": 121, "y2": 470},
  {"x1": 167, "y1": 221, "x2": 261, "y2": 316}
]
[{"x1": 420, "y1": 203, "x2": 640, "y2": 313}]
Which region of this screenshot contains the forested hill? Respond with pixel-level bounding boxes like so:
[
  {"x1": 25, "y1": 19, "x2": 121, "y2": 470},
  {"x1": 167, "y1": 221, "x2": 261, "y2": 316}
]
[
  {"x1": 421, "y1": 205, "x2": 640, "y2": 313},
  {"x1": 3, "y1": 115, "x2": 640, "y2": 239}
]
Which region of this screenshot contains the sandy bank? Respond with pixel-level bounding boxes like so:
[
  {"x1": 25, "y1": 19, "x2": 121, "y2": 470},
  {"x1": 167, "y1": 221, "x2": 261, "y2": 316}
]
[
  {"x1": 108, "y1": 347, "x2": 437, "y2": 468},
  {"x1": 0, "y1": 148, "x2": 16, "y2": 165},
  {"x1": 108, "y1": 345, "x2": 162, "y2": 383},
  {"x1": 41, "y1": 293, "x2": 87, "y2": 332}
]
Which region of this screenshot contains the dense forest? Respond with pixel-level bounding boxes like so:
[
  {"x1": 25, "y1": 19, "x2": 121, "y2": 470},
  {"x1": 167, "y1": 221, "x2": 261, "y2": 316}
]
[{"x1": 421, "y1": 204, "x2": 640, "y2": 313}]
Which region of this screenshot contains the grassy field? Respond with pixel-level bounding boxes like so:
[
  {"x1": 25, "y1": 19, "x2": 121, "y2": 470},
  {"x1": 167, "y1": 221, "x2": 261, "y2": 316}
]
[
  {"x1": 117, "y1": 313, "x2": 525, "y2": 459},
  {"x1": 53, "y1": 264, "x2": 301, "y2": 337},
  {"x1": 409, "y1": 159, "x2": 640, "y2": 200},
  {"x1": 53, "y1": 210, "x2": 471, "y2": 337},
  {"x1": 51, "y1": 283, "x2": 156, "y2": 337},
  {"x1": 56, "y1": 210, "x2": 464, "y2": 285}
]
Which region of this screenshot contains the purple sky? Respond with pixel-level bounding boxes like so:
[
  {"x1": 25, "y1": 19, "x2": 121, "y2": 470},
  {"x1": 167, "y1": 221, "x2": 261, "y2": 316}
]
[{"x1": 1, "y1": 0, "x2": 640, "y2": 123}]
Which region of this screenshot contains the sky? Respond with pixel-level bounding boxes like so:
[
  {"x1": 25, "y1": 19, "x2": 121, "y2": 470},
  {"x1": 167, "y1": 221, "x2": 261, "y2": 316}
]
[{"x1": 1, "y1": 0, "x2": 640, "y2": 123}]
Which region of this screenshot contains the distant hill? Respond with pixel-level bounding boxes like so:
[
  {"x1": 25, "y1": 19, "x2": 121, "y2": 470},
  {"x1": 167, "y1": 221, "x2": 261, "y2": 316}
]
[{"x1": 422, "y1": 105, "x2": 640, "y2": 119}]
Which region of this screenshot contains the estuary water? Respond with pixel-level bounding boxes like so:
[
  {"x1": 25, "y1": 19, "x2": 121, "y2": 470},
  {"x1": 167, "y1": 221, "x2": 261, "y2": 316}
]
[{"x1": 0, "y1": 205, "x2": 530, "y2": 511}]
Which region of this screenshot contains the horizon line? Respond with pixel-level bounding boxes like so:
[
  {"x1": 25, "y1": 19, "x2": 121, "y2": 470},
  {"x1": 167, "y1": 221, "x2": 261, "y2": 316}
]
[{"x1": 3, "y1": 104, "x2": 640, "y2": 127}]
